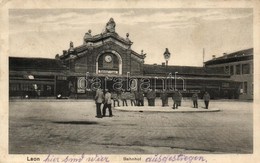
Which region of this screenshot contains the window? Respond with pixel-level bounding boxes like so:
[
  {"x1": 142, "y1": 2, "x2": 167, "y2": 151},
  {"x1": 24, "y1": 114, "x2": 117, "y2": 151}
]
[
  {"x1": 244, "y1": 82, "x2": 248, "y2": 94},
  {"x1": 230, "y1": 65, "x2": 234, "y2": 75},
  {"x1": 242, "y1": 64, "x2": 250, "y2": 74},
  {"x1": 224, "y1": 66, "x2": 229, "y2": 74},
  {"x1": 236, "y1": 64, "x2": 241, "y2": 75}
]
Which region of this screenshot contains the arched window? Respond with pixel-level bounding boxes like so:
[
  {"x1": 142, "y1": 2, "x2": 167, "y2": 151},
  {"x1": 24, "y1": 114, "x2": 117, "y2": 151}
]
[{"x1": 96, "y1": 50, "x2": 122, "y2": 75}]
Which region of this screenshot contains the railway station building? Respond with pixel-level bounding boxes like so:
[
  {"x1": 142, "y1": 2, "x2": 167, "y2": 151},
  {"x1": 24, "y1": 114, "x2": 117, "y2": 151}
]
[{"x1": 9, "y1": 18, "x2": 253, "y2": 100}]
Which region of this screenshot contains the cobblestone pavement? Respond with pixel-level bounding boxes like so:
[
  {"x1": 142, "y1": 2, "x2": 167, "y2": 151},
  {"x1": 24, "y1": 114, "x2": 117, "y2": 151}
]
[{"x1": 9, "y1": 99, "x2": 253, "y2": 154}]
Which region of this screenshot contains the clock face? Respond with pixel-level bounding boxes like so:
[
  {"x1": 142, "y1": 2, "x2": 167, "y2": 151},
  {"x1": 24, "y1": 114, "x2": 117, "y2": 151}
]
[{"x1": 105, "y1": 55, "x2": 112, "y2": 63}]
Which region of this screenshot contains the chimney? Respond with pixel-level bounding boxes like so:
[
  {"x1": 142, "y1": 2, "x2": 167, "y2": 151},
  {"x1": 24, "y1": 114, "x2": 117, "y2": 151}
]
[
  {"x1": 63, "y1": 50, "x2": 67, "y2": 55},
  {"x1": 212, "y1": 55, "x2": 216, "y2": 59},
  {"x1": 162, "y1": 62, "x2": 166, "y2": 67},
  {"x1": 223, "y1": 53, "x2": 227, "y2": 56}
]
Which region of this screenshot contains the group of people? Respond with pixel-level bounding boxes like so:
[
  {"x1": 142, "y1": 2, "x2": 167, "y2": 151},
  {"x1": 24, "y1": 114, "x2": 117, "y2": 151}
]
[
  {"x1": 172, "y1": 91, "x2": 183, "y2": 109},
  {"x1": 94, "y1": 88, "x2": 211, "y2": 118},
  {"x1": 95, "y1": 88, "x2": 113, "y2": 118},
  {"x1": 191, "y1": 92, "x2": 210, "y2": 109},
  {"x1": 110, "y1": 90, "x2": 146, "y2": 107}
]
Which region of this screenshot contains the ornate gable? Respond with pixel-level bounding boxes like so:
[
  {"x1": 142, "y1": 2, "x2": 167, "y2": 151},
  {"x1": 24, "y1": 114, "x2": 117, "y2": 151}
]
[{"x1": 59, "y1": 18, "x2": 145, "y2": 76}]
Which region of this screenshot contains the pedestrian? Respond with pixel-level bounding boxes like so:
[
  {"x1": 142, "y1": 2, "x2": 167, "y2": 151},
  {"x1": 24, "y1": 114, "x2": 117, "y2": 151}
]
[
  {"x1": 160, "y1": 90, "x2": 168, "y2": 107},
  {"x1": 102, "y1": 89, "x2": 113, "y2": 117},
  {"x1": 203, "y1": 92, "x2": 210, "y2": 109},
  {"x1": 147, "y1": 89, "x2": 156, "y2": 106},
  {"x1": 192, "y1": 93, "x2": 198, "y2": 108},
  {"x1": 130, "y1": 91, "x2": 136, "y2": 106},
  {"x1": 111, "y1": 91, "x2": 120, "y2": 107},
  {"x1": 134, "y1": 91, "x2": 139, "y2": 106},
  {"x1": 94, "y1": 88, "x2": 104, "y2": 118},
  {"x1": 138, "y1": 91, "x2": 144, "y2": 106},
  {"x1": 121, "y1": 89, "x2": 128, "y2": 106},
  {"x1": 172, "y1": 91, "x2": 179, "y2": 109},
  {"x1": 178, "y1": 91, "x2": 182, "y2": 106}
]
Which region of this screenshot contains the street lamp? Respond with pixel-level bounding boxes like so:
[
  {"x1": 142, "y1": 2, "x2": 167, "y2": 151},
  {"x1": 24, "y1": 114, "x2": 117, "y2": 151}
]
[
  {"x1": 175, "y1": 72, "x2": 178, "y2": 90},
  {"x1": 163, "y1": 48, "x2": 171, "y2": 68}
]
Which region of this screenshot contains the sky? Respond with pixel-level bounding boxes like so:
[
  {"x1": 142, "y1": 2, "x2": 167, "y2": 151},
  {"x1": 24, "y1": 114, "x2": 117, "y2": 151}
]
[{"x1": 9, "y1": 8, "x2": 253, "y2": 66}]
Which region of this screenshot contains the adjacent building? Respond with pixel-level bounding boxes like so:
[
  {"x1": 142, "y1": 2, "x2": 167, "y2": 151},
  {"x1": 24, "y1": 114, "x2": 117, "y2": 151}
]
[{"x1": 204, "y1": 48, "x2": 253, "y2": 100}]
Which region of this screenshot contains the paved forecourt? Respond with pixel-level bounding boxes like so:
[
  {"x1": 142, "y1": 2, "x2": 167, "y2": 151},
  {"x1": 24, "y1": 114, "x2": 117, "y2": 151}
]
[{"x1": 9, "y1": 99, "x2": 253, "y2": 154}]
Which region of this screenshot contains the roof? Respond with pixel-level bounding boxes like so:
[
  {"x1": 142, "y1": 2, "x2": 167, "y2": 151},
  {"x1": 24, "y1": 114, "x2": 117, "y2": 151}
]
[
  {"x1": 143, "y1": 64, "x2": 228, "y2": 77},
  {"x1": 85, "y1": 32, "x2": 132, "y2": 46},
  {"x1": 205, "y1": 48, "x2": 253, "y2": 65},
  {"x1": 9, "y1": 57, "x2": 68, "y2": 72}
]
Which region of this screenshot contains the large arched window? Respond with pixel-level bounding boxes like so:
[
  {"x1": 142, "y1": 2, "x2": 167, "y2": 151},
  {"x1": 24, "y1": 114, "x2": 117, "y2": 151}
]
[{"x1": 96, "y1": 50, "x2": 122, "y2": 75}]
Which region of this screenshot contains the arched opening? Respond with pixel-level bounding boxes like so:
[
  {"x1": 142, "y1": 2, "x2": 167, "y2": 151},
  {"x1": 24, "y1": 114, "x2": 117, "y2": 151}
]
[{"x1": 96, "y1": 50, "x2": 122, "y2": 75}]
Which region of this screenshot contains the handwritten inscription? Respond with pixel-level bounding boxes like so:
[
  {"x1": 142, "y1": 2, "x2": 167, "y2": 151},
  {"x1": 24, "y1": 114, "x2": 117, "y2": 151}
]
[
  {"x1": 43, "y1": 154, "x2": 110, "y2": 163},
  {"x1": 145, "y1": 154, "x2": 207, "y2": 163}
]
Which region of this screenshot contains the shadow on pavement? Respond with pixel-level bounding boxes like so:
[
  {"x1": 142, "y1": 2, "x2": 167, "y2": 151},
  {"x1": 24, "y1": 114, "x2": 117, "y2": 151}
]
[{"x1": 52, "y1": 121, "x2": 98, "y2": 125}]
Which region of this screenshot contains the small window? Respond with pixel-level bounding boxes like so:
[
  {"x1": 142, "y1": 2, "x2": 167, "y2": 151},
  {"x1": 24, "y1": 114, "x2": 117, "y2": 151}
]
[
  {"x1": 242, "y1": 64, "x2": 250, "y2": 74},
  {"x1": 236, "y1": 64, "x2": 241, "y2": 75},
  {"x1": 224, "y1": 66, "x2": 229, "y2": 74},
  {"x1": 230, "y1": 65, "x2": 234, "y2": 75},
  {"x1": 244, "y1": 82, "x2": 248, "y2": 94}
]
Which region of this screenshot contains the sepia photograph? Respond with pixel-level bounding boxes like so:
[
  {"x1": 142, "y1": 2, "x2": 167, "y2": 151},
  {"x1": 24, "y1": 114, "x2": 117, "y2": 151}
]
[{"x1": 1, "y1": 0, "x2": 259, "y2": 162}]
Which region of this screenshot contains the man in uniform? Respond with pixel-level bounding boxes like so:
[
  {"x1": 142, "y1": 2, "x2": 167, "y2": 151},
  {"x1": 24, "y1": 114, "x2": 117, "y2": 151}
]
[
  {"x1": 102, "y1": 89, "x2": 113, "y2": 117},
  {"x1": 203, "y1": 92, "x2": 210, "y2": 109},
  {"x1": 192, "y1": 93, "x2": 198, "y2": 108},
  {"x1": 147, "y1": 89, "x2": 156, "y2": 106},
  {"x1": 160, "y1": 90, "x2": 168, "y2": 107},
  {"x1": 130, "y1": 91, "x2": 136, "y2": 106},
  {"x1": 138, "y1": 91, "x2": 144, "y2": 106},
  {"x1": 172, "y1": 90, "x2": 179, "y2": 109},
  {"x1": 94, "y1": 88, "x2": 104, "y2": 118},
  {"x1": 121, "y1": 89, "x2": 128, "y2": 106},
  {"x1": 178, "y1": 91, "x2": 182, "y2": 106},
  {"x1": 111, "y1": 91, "x2": 120, "y2": 107}
]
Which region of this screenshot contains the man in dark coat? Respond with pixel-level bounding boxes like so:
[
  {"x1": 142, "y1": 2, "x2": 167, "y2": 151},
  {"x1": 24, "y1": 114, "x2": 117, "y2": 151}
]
[
  {"x1": 172, "y1": 91, "x2": 179, "y2": 109},
  {"x1": 147, "y1": 89, "x2": 156, "y2": 106},
  {"x1": 137, "y1": 91, "x2": 144, "y2": 106},
  {"x1": 177, "y1": 91, "x2": 182, "y2": 107},
  {"x1": 192, "y1": 93, "x2": 198, "y2": 108},
  {"x1": 121, "y1": 89, "x2": 128, "y2": 106},
  {"x1": 94, "y1": 88, "x2": 104, "y2": 118},
  {"x1": 203, "y1": 92, "x2": 210, "y2": 109},
  {"x1": 160, "y1": 90, "x2": 168, "y2": 107}
]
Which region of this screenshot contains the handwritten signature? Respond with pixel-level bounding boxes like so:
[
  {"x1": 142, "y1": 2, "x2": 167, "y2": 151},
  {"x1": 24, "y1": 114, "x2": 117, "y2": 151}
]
[{"x1": 145, "y1": 154, "x2": 207, "y2": 163}]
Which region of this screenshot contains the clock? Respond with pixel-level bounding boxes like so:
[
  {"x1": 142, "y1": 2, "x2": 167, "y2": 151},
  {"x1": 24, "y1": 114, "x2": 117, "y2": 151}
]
[{"x1": 105, "y1": 55, "x2": 112, "y2": 63}]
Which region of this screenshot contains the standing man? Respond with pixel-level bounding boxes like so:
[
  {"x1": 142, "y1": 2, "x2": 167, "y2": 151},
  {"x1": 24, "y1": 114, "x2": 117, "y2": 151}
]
[
  {"x1": 160, "y1": 90, "x2": 168, "y2": 107},
  {"x1": 130, "y1": 91, "x2": 136, "y2": 106},
  {"x1": 192, "y1": 93, "x2": 198, "y2": 108},
  {"x1": 138, "y1": 91, "x2": 144, "y2": 106},
  {"x1": 134, "y1": 91, "x2": 139, "y2": 106},
  {"x1": 95, "y1": 88, "x2": 104, "y2": 118},
  {"x1": 121, "y1": 89, "x2": 128, "y2": 106},
  {"x1": 172, "y1": 91, "x2": 179, "y2": 109},
  {"x1": 111, "y1": 91, "x2": 120, "y2": 107},
  {"x1": 103, "y1": 89, "x2": 113, "y2": 117},
  {"x1": 147, "y1": 89, "x2": 156, "y2": 106},
  {"x1": 203, "y1": 92, "x2": 210, "y2": 109},
  {"x1": 178, "y1": 91, "x2": 182, "y2": 106}
]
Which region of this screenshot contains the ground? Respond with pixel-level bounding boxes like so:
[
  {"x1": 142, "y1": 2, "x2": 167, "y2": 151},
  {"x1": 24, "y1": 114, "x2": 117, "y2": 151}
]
[{"x1": 9, "y1": 99, "x2": 253, "y2": 154}]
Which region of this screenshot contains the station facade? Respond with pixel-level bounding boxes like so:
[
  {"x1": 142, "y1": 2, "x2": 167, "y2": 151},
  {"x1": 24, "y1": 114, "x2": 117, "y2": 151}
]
[{"x1": 9, "y1": 18, "x2": 253, "y2": 100}]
